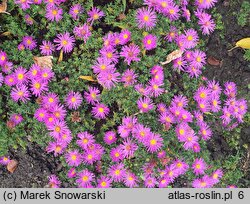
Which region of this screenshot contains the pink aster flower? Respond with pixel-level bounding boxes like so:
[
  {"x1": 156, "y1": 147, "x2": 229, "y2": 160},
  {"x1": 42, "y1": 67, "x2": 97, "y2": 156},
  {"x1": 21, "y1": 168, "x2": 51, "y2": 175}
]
[
  {"x1": 65, "y1": 150, "x2": 82, "y2": 167},
  {"x1": 34, "y1": 108, "x2": 48, "y2": 122},
  {"x1": 171, "y1": 159, "x2": 189, "y2": 176},
  {"x1": 30, "y1": 80, "x2": 49, "y2": 96},
  {"x1": 14, "y1": 67, "x2": 28, "y2": 85},
  {"x1": 2, "y1": 61, "x2": 13, "y2": 74},
  {"x1": 190, "y1": 50, "x2": 206, "y2": 69},
  {"x1": 87, "y1": 7, "x2": 105, "y2": 24},
  {"x1": 185, "y1": 64, "x2": 202, "y2": 78},
  {"x1": 67, "y1": 168, "x2": 77, "y2": 178},
  {"x1": 164, "y1": 166, "x2": 179, "y2": 183},
  {"x1": 171, "y1": 95, "x2": 189, "y2": 108},
  {"x1": 192, "y1": 175, "x2": 213, "y2": 188},
  {"x1": 210, "y1": 96, "x2": 221, "y2": 112},
  {"x1": 58, "y1": 130, "x2": 73, "y2": 144},
  {"x1": 197, "y1": 100, "x2": 211, "y2": 113},
  {"x1": 121, "y1": 69, "x2": 138, "y2": 86},
  {"x1": 120, "y1": 44, "x2": 141, "y2": 65},
  {"x1": 199, "y1": 122, "x2": 212, "y2": 140},
  {"x1": 136, "y1": 7, "x2": 157, "y2": 30},
  {"x1": 76, "y1": 170, "x2": 95, "y2": 188},
  {"x1": 97, "y1": 68, "x2": 120, "y2": 89},
  {"x1": 108, "y1": 163, "x2": 126, "y2": 182},
  {"x1": 110, "y1": 146, "x2": 124, "y2": 162},
  {"x1": 159, "y1": 112, "x2": 175, "y2": 127},
  {"x1": 76, "y1": 132, "x2": 95, "y2": 150},
  {"x1": 196, "y1": 10, "x2": 215, "y2": 35},
  {"x1": 145, "y1": 133, "x2": 163, "y2": 153},
  {"x1": 182, "y1": 7, "x2": 191, "y2": 21},
  {"x1": 207, "y1": 80, "x2": 222, "y2": 96},
  {"x1": 82, "y1": 150, "x2": 98, "y2": 165},
  {"x1": 69, "y1": 4, "x2": 83, "y2": 20},
  {"x1": 48, "y1": 175, "x2": 61, "y2": 188},
  {"x1": 84, "y1": 86, "x2": 100, "y2": 105},
  {"x1": 195, "y1": 0, "x2": 217, "y2": 9},
  {"x1": 165, "y1": 26, "x2": 178, "y2": 42},
  {"x1": 211, "y1": 169, "x2": 223, "y2": 185},
  {"x1": 97, "y1": 176, "x2": 112, "y2": 188},
  {"x1": 221, "y1": 107, "x2": 232, "y2": 125},
  {"x1": 73, "y1": 24, "x2": 91, "y2": 43},
  {"x1": 194, "y1": 86, "x2": 211, "y2": 102},
  {"x1": 137, "y1": 97, "x2": 154, "y2": 113},
  {"x1": 54, "y1": 32, "x2": 75, "y2": 53},
  {"x1": 33, "y1": 0, "x2": 42, "y2": 4},
  {"x1": 173, "y1": 57, "x2": 187, "y2": 71},
  {"x1": 164, "y1": 4, "x2": 180, "y2": 21},
  {"x1": 132, "y1": 123, "x2": 151, "y2": 144},
  {"x1": 40, "y1": 41, "x2": 55, "y2": 56},
  {"x1": 147, "y1": 79, "x2": 164, "y2": 97},
  {"x1": 48, "y1": 120, "x2": 68, "y2": 138},
  {"x1": 65, "y1": 91, "x2": 83, "y2": 110},
  {"x1": 192, "y1": 158, "x2": 207, "y2": 175},
  {"x1": 4, "y1": 74, "x2": 17, "y2": 87},
  {"x1": 18, "y1": 43, "x2": 25, "y2": 51},
  {"x1": 119, "y1": 30, "x2": 131, "y2": 45},
  {"x1": 104, "y1": 131, "x2": 117, "y2": 145},
  {"x1": 0, "y1": 50, "x2": 7, "y2": 66},
  {"x1": 157, "y1": 103, "x2": 167, "y2": 113},
  {"x1": 121, "y1": 138, "x2": 138, "y2": 158},
  {"x1": 10, "y1": 114, "x2": 23, "y2": 125},
  {"x1": 15, "y1": 0, "x2": 32, "y2": 10},
  {"x1": 184, "y1": 28, "x2": 199, "y2": 49},
  {"x1": 28, "y1": 64, "x2": 41, "y2": 80},
  {"x1": 92, "y1": 57, "x2": 115, "y2": 74},
  {"x1": 92, "y1": 103, "x2": 110, "y2": 119},
  {"x1": 22, "y1": 36, "x2": 37, "y2": 50},
  {"x1": 46, "y1": 141, "x2": 67, "y2": 156},
  {"x1": 143, "y1": 34, "x2": 157, "y2": 50},
  {"x1": 51, "y1": 104, "x2": 67, "y2": 120},
  {"x1": 42, "y1": 92, "x2": 59, "y2": 109},
  {"x1": 0, "y1": 156, "x2": 10, "y2": 165},
  {"x1": 40, "y1": 68, "x2": 54, "y2": 82},
  {"x1": 11, "y1": 84, "x2": 30, "y2": 103},
  {"x1": 123, "y1": 171, "x2": 138, "y2": 188},
  {"x1": 45, "y1": 5, "x2": 63, "y2": 22},
  {"x1": 144, "y1": 176, "x2": 157, "y2": 188},
  {"x1": 100, "y1": 47, "x2": 119, "y2": 64},
  {"x1": 224, "y1": 81, "x2": 237, "y2": 98}
]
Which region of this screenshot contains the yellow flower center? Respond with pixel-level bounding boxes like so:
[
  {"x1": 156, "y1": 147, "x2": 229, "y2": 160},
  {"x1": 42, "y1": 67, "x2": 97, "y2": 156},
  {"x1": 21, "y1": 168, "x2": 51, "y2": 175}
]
[
  {"x1": 98, "y1": 107, "x2": 104, "y2": 113},
  {"x1": 34, "y1": 83, "x2": 41, "y2": 89},
  {"x1": 71, "y1": 155, "x2": 77, "y2": 161},
  {"x1": 179, "y1": 129, "x2": 185, "y2": 135},
  {"x1": 18, "y1": 73, "x2": 24, "y2": 80},
  {"x1": 55, "y1": 126, "x2": 61, "y2": 132},
  {"x1": 143, "y1": 15, "x2": 149, "y2": 21},
  {"x1": 82, "y1": 176, "x2": 89, "y2": 182},
  {"x1": 71, "y1": 97, "x2": 76, "y2": 102},
  {"x1": 150, "y1": 139, "x2": 156, "y2": 145},
  {"x1": 62, "y1": 40, "x2": 68, "y2": 46},
  {"x1": 142, "y1": 103, "x2": 148, "y2": 109},
  {"x1": 147, "y1": 40, "x2": 152, "y2": 45},
  {"x1": 52, "y1": 10, "x2": 58, "y2": 15}
]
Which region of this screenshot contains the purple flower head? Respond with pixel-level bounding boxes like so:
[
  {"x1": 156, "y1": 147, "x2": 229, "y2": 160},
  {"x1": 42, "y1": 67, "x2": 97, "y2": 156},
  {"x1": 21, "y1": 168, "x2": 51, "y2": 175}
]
[
  {"x1": 87, "y1": 7, "x2": 105, "y2": 24},
  {"x1": 137, "y1": 97, "x2": 154, "y2": 113},
  {"x1": 143, "y1": 34, "x2": 157, "y2": 50},
  {"x1": 65, "y1": 91, "x2": 83, "y2": 110},
  {"x1": 121, "y1": 69, "x2": 138, "y2": 86},
  {"x1": 136, "y1": 7, "x2": 157, "y2": 30},
  {"x1": 65, "y1": 150, "x2": 82, "y2": 167},
  {"x1": 11, "y1": 84, "x2": 30, "y2": 103},
  {"x1": 40, "y1": 41, "x2": 55, "y2": 56},
  {"x1": 73, "y1": 24, "x2": 91, "y2": 43},
  {"x1": 69, "y1": 4, "x2": 83, "y2": 20},
  {"x1": 15, "y1": 0, "x2": 32, "y2": 10},
  {"x1": 119, "y1": 30, "x2": 131, "y2": 45},
  {"x1": 108, "y1": 163, "x2": 126, "y2": 182},
  {"x1": 48, "y1": 175, "x2": 61, "y2": 188},
  {"x1": 25, "y1": 14, "x2": 33, "y2": 25},
  {"x1": 192, "y1": 175, "x2": 213, "y2": 188},
  {"x1": 192, "y1": 158, "x2": 207, "y2": 175},
  {"x1": 184, "y1": 28, "x2": 199, "y2": 49},
  {"x1": 84, "y1": 86, "x2": 101, "y2": 105},
  {"x1": 104, "y1": 131, "x2": 117, "y2": 145},
  {"x1": 97, "y1": 176, "x2": 112, "y2": 188},
  {"x1": 30, "y1": 80, "x2": 49, "y2": 97},
  {"x1": 54, "y1": 32, "x2": 75, "y2": 53},
  {"x1": 145, "y1": 133, "x2": 163, "y2": 153},
  {"x1": 45, "y1": 5, "x2": 63, "y2": 22},
  {"x1": 76, "y1": 170, "x2": 95, "y2": 188},
  {"x1": 120, "y1": 44, "x2": 141, "y2": 65},
  {"x1": 76, "y1": 132, "x2": 95, "y2": 150},
  {"x1": 92, "y1": 103, "x2": 110, "y2": 119},
  {"x1": 0, "y1": 156, "x2": 11, "y2": 165},
  {"x1": 22, "y1": 36, "x2": 37, "y2": 50},
  {"x1": 97, "y1": 69, "x2": 120, "y2": 89},
  {"x1": 121, "y1": 138, "x2": 138, "y2": 159}
]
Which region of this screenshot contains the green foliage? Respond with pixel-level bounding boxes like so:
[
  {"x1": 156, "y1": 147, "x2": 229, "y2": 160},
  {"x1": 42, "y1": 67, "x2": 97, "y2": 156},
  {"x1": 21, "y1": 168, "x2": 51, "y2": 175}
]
[
  {"x1": 243, "y1": 49, "x2": 250, "y2": 61},
  {"x1": 237, "y1": 1, "x2": 250, "y2": 27}
]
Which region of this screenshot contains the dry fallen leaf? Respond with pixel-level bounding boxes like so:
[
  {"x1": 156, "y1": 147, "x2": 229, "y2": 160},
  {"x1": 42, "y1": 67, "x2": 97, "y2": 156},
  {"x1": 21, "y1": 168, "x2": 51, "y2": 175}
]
[
  {"x1": 33, "y1": 56, "x2": 53, "y2": 69},
  {"x1": 207, "y1": 56, "x2": 221, "y2": 66},
  {"x1": 0, "y1": 0, "x2": 10, "y2": 15},
  {"x1": 79, "y1": 75, "x2": 97, "y2": 82},
  {"x1": 58, "y1": 49, "x2": 63, "y2": 63},
  {"x1": 161, "y1": 49, "x2": 184, "y2": 65},
  {"x1": 228, "y1": 37, "x2": 250, "y2": 51},
  {"x1": 7, "y1": 160, "x2": 18, "y2": 173}
]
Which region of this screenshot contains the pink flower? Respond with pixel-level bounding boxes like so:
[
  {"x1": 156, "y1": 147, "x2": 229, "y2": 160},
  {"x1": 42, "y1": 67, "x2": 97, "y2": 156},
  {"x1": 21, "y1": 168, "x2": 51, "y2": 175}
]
[
  {"x1": 69, "y1": 4, "x2": 83, "y2": 20},
  {"x1": 91, "y1": 103, "x2": 110, "y2": 119},
  {"x1": 97, "y1": 176, "x2": 112, "y2": 188},
  {"x1": 192, "y1": 175, "x2": 213, "y2": 188},
  {"x1": 76, "y1": 132, "x2": 95, "y2": 150},
  {"x1": 40, "y1": 41, "x2": 55, "y2": 56},
  {"x1": 121, "y1": 138, "x2": 138, "y2": 158},
  {"x1": 76, "y1": 170, "x2": 95, "y2": 188},
  {"x1": 22, "y1": 36, "x2": 37, "y2": 50},
  {"x1": 183, "y1": 28, "x2": 199, "y2": 49},
  {"x1": 0, "y1": 50, "x2": 7, "y2": 66},
  {"x1": 65, "y1": 150, "x2": 82, "y2": 167},
  {"x1": 123, "y1": 171, "x2": 138, "y2": 188},
  {"x1": 104, "y1": 131, "x2": 117, "y2": 145},
  {"x1": 199, "y1": 122, "x2": 212, "y2": 140},
  {"x1": 108, "y1": 163, "x2": 126, "y2": 182},
  {"x1": 136, "y1": 7, "x2": 157, "y2": 30},
  {"x1": 11, "y1": 84, "x2": 30, "y2": 103},
  {"x1": 65, "y1": 91, "x2": 83, "y2": 110},
  {"x1": 120, "y1": 44, "x2": 141, "y2": 65},
  {"x1": 67, "y1": 168, "x2": 77, "y2": 178},
  {"x1": 145, "y1": 133, "x2": 163, "y2": 153},
  {"x1": 54, "y1": 32, "x2": 75, "y2": 53},
  {"x1": 119, "y1": 30, "x2": 131, "y2": 45},
  {"x1": 121, "y1": 69, "x2": 137, "y2": 86},
  {"x1": 73, "y1": 24, "x2": 91, "y2": 43},
  {"x1": 143, "y1": 34, "x2": 157, "y2": 50},
  {"x1": 84, "y1": 86, "x2": 100, "y2": 105},
  {"x1": 192, "y1": 158, "x2": 207, "y2": 175},
  {"x1": 0, "y1": 156, "x2": 10, "y2": 165},
  {"x1": 211, "y1": 169, "x2": 223, "y2": 185},
  {"x1": 137, "y1": 97, "x2": 154, "y2": 113},
  {"x1": 45, "y1": 5, "x2": 63, "y2": 22},
  {"x1": 48, "y1": 175, "x2": 61, "y2": 188},
  {"x1": 87, "y1": 7, "x2": 105, "y2": 24}
]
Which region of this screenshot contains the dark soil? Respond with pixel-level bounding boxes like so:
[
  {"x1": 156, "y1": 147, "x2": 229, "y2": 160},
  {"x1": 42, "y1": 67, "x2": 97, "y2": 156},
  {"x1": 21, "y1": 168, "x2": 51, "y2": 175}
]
[
  {"x1": 0, "y1": 0, "x2": 249, "y2": 187},
  {"x1": 0, "y1": 143, "x2": 61, "y2": 188}
]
